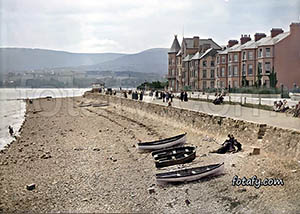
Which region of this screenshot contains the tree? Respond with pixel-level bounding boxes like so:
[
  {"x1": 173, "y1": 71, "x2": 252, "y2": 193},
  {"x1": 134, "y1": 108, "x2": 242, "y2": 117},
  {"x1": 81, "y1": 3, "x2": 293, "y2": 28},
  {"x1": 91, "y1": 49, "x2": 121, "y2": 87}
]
[
  {"x1": 255, "y1": 66, "x2": 262, "y2": 88},
  {"x1": 241, "y1": 76, "x2": 249, "y2": 87},
  {"x1": 269, "y1": 67, "x2": 278, "y2": 88}
]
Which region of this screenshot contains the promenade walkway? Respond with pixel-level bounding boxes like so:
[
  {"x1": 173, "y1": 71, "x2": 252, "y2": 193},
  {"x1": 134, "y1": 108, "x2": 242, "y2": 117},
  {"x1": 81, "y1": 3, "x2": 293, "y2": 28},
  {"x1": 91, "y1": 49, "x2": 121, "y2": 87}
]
[{"x1": 142, "y1": 96, "x2": 300, "y2": 131}]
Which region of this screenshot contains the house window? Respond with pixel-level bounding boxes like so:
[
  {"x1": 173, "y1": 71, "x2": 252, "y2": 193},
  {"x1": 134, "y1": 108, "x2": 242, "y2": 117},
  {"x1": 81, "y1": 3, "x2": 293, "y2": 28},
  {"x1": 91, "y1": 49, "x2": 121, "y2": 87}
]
[
  {"x1": 228, "y1": 65, "x2": 232, "y2": 76},
  {"x1": 233, "y1": 80, "x2": 238, "y2": 88},
  {"x1": 233, "y1": 54, "x2": 238, "y2": 62},
  {"x1": 216, "y1": 67, "x2": 219, "y2": 77},
  {"x1": 210, "y1": 69, "x2": 215, "y2": 78},
  {"x1": 242, "y1": 52, "x2": 246, "y2": 60},
  {"x1": 211, "y1": 61, "x2": 215, "y2": 67},
  {"x1": 210, "y1": 81, "x2": 215, "y2": 89},
  {"x1": 221, "y1": 56, "x2": 226, "y2": 63},
  {"x1": 217, "y1": 56, "x2": 219, "y2": 64},
  {"x1": 233, "y1": 66, "x2": 238, "y2": 76},
  {"x1": 229, "y1": 54, "x2": 232, "y2": 62},
  {"x1": 248, "y1": 51, "x2": 253, "y2": 60},
  {"x1": 203, "y1": 60, "x2": 207, "y2": 67},
  {"x1": 221, "y1": 67, "x2": 225, "y2": 77},
  {"x1": 203, "y1": 81, "x2": 207, "y2": 89},
  {"x1": 266, "y1": 48, "x2": 271, "y2": 57},
  {"x1": 203, "y1": 70, "x2": 207, "y2": 78},
  {"x1": 248, "y1": 64, "x2": 253, "y2": 76},
  {"x1": 220, "y1": 81, "x2": 225, "y2": 88},
  {"x1": 265, "y1": 62, "x2": 271, "y2": 74},
  {"x1": 258, "y1": 48, "x2": 263, "y2": 58},
  {"x1": 242, "y1": 64, "x2": 246, "y2": 76}
]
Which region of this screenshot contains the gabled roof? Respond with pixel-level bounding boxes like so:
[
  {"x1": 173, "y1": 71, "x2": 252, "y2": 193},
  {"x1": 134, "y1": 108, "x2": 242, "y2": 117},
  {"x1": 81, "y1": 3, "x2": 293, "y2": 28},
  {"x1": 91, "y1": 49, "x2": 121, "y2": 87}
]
[
  {"x1": 199, "y1": 48, "x2": 218, "y2": 59},
  {"x1": 169, "y1": 36, "x2": 181, "y2": 53},
  {"x1": 176, "y1": 49, "x2": 182, "y2": 56},
  {"x1": 183, "y1": 54, "x2": 194, "y2": 62},
  {"x1": 191, "y1": 52, "x2": 201, "y2": 60},
  {"x1": 219, "y1": 32, "x2": 290, "y2": 54},
  {"x1": 183, "y1": 38, "x2": 222, "y2": 50}
]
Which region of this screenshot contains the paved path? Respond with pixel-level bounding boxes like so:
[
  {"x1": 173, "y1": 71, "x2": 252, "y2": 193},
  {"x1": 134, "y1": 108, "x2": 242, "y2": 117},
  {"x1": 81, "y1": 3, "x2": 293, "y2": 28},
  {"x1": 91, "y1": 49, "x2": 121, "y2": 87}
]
[{"x1": 142, "y1": 96, "x2": 300, "y2": 131}]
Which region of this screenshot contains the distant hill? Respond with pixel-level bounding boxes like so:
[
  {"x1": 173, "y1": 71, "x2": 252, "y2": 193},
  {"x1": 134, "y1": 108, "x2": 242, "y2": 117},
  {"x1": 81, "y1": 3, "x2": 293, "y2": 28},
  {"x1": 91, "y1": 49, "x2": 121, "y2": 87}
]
[
  {"x1": 0, "y1": 48, "x2": 168, "y2": 74},
  {"x1": 81, "y1": 48, "x2": 168, "y2": 74},
  {"x1": 0, "y1": 48, "x2": 126, "y2": 73}
]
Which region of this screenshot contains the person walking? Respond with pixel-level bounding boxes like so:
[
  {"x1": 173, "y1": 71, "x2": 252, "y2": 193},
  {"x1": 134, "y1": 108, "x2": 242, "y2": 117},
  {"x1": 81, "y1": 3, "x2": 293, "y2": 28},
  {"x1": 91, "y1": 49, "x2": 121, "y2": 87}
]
[
  {"x1": 162, "y1": 91, "x2": 166, "y2": 102},
  {"x1": 8, "y1": 126, "x2": 14, "y2": 136},
  {"x1": 166, "y1": 92, "x2": 169, "y2": 103}
]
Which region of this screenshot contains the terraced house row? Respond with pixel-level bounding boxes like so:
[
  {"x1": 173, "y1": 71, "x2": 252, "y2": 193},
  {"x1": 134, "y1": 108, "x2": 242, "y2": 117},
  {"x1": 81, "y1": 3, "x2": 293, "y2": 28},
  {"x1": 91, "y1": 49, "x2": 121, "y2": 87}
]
[{"x1": 167, "y1": 22, "x2": 300, "y2": 92}]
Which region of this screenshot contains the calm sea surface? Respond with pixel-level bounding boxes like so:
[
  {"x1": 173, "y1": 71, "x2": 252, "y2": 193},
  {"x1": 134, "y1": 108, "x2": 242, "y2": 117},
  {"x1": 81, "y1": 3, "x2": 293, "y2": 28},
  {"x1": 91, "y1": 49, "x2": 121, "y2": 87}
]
[{"x1": 0, "y1": 88, "x2": 90, "y2": 149}]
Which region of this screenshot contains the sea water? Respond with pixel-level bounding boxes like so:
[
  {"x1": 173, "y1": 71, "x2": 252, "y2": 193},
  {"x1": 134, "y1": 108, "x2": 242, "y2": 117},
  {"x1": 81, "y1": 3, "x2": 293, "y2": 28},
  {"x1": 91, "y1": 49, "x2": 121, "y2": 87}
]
[{"x1": 0, "y1": 88, "x2": 90, "y2": 149}]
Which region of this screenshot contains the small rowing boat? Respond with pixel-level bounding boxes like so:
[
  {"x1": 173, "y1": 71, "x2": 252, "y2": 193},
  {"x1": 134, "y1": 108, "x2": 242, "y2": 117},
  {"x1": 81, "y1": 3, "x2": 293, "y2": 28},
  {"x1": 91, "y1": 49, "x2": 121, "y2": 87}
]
[
  {"x1": 152, "y1": 146, "x2": 195, "y2": 160},
  {"x1": 137, "y1": 133, "x2": 186, "y2": 151},
  {"x1": 156, "y1": 163, "x2": 224, "y2": 184},
  {"x1": 154, "y1": 148, "x2": 196, "y2": 168}
]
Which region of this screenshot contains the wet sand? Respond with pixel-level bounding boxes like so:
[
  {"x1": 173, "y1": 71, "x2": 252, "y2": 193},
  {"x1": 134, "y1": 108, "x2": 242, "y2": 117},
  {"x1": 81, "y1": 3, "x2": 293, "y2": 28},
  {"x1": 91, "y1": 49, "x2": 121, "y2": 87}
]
[{"x1": 0, "y1": 96, "x2": 300, "y2": 213}]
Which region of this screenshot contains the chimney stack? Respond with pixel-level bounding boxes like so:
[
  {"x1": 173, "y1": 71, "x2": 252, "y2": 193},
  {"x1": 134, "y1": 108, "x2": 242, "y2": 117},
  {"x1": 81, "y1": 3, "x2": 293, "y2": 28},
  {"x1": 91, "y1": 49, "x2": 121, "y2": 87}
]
[
  {"x1": 290, "y1": 22, "x2": 300, "y2": 35},
  {"x1": 193, "y1": 36, "x2": 199, "y2": 48},
  {"x1": 240, "y1": 34, "x2": 251, "y2": 45},
  {"x1": 271, "y1": 28, "x2": 284, "y2": 38},
  {"x1": 228, "y1": 40, "x2": 238, "y2": 48},
  {"x1": 254, "y1": 33, "x2": 266, "y2": 41}
]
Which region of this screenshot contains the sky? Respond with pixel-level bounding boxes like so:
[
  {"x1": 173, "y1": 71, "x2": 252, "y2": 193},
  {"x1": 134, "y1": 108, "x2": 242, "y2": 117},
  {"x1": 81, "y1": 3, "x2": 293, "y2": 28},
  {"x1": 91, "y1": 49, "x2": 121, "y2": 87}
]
[{"x1": 0, "y1": 0, "x2": 300, "y2": 54}]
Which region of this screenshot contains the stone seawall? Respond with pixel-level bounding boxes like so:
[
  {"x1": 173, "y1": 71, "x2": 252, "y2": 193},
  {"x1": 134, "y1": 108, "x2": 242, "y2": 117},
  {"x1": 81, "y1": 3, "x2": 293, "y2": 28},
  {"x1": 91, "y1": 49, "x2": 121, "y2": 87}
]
[{"x1": 86, "y1": 92, "x2": 300, "y2": 159}]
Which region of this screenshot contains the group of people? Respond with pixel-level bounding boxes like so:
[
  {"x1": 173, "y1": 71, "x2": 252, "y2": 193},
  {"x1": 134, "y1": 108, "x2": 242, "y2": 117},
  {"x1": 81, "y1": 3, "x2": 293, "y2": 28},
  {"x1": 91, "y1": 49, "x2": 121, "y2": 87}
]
[
  {"x1": 130, "y1": 91, "x2": 144, "y2": 101},
  {"x1": 213, "y1": 93, "x2": 224, "y2": 105},
  {"x1": 179, "y1": 91, "x2": 188, "y2": 102},
  {"x1": 211, "y1": 134, "x2": 242, "y2": 154},
  {"x1": 273, "y1": 99, "x2": 289, "y2": 112}
]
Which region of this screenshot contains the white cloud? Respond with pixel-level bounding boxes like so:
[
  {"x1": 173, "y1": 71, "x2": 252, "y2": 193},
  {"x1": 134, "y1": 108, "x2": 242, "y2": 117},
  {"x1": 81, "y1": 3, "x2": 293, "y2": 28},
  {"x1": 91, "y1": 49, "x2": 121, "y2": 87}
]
[{"x1": 0, "y1": 0, "x2": 299, "y2": 53}]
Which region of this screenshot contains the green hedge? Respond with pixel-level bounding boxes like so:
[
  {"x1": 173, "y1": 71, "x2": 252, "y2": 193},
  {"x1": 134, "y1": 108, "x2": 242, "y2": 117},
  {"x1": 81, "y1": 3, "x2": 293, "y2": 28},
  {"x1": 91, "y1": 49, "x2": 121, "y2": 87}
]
[{"x1": 229, "y1": 87, "x2": 281, "y2": 94}]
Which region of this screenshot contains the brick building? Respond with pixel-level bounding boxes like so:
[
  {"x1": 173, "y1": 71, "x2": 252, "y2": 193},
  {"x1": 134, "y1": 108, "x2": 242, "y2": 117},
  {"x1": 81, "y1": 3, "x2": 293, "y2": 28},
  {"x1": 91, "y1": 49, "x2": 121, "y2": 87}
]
[
  {"x1": 167, "y1": 36, "x2": 221, "y2": 91},
  {"x1": 168, "y1": 22, "x2": 300, "y2": 91}
]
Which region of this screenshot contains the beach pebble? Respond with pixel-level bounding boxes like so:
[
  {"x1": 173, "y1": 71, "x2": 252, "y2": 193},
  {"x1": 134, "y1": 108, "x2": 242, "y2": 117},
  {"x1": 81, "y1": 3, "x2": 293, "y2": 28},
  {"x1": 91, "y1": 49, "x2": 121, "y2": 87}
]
[
  {"x1": 148, "y1": 187, "x2": 155, "y2": 194},
  {"x1": 237, "y1": 188, "x2": 247, "y2": 192},
  {"x1": 40, "y1": 153, "x2": 51, "y2": 159},
  {"x1": 26, "y1": 183, "x2": 36, "y2": 191},
  {"x1": 185, "y1": 199, "x2": 191, "y2": 206}
]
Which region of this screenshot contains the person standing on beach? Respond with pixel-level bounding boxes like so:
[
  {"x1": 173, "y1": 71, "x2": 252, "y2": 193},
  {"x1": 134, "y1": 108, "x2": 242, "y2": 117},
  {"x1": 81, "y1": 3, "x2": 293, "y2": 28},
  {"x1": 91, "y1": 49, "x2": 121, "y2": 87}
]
[
  {"x1": 8, "y1": 126, "x2": 14, "y2": 136},
  {"x1": 184, "y1": 91, "x2": 188, "y2": 102}
]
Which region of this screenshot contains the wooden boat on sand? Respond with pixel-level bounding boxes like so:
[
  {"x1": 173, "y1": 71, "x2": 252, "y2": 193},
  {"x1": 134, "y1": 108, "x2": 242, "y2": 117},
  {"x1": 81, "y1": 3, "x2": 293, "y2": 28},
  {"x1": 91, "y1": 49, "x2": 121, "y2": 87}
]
[
  {"x1": 156, "y1": 163, "x2": 224, "y2": 184},
  {"x1": 137, "y1": 133, "x2": 186, "y2": 151},
  {"x1": 154, "y1": 148, "x2": 196, "y2": 168},
  {"x1": 152, "y1": 146, "x2": 195, "y2": 160}
]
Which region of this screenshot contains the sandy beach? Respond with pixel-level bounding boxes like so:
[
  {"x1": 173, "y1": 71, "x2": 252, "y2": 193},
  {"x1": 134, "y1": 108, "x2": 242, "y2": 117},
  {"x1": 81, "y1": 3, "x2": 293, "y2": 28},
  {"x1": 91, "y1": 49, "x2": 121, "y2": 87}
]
[{"x1": 1, "y1": 95, "x2": 300, "y2": 213}]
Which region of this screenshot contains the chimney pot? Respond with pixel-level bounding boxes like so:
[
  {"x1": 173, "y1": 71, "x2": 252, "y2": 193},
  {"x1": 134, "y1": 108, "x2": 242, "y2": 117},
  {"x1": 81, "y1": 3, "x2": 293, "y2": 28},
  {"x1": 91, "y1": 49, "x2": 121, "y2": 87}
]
[
  {"x1": 240, "y1": 34, "x2": 251, "y2": 45},
  {"x1": 228, "y1": 40, "x2": 239, "y2": 48},
  {"x1": 254, "y1": 33, "x2": 267, "y2": 41},
  {"x1": 271, "y1": 28, "x2": 284, "y2": 38}
]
